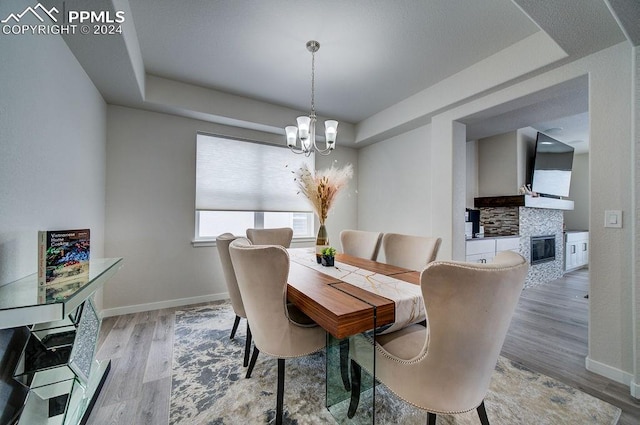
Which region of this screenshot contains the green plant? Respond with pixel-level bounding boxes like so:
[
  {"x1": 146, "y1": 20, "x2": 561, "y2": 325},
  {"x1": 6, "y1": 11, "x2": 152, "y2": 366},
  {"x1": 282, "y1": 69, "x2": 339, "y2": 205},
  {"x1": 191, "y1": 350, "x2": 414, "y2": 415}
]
[{"x1": 321, "y1": 246, "x2": 336, "y2": 257}]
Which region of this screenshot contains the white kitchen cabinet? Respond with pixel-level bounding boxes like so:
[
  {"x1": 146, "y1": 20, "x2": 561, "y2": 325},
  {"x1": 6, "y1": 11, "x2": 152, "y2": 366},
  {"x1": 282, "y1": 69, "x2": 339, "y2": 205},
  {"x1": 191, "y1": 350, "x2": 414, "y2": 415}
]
[
  {"x1": 565, "y1": 231, "x2": 588, "y2": 271},
  {"x1": 496, "y1": 237, "x2": 520, "y2": 252},
  {"x1": 466, "y1": 236, "x2": 520, "y2": 263}
]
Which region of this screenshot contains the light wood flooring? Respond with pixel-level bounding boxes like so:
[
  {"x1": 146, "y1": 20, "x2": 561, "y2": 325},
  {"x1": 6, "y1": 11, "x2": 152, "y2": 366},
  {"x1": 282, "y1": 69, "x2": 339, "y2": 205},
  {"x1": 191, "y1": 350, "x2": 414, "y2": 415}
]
[
  {"x1": 501, "y1": 267, "x2": 640, "y2": 424},
  {"x1": 87, "y1": 268, "x2": 640, "y2": 424}
]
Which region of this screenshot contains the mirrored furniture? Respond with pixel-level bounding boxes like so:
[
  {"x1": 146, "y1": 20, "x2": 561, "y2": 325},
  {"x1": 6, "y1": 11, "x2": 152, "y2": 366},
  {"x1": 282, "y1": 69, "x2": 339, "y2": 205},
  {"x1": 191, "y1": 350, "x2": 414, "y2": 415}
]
[{"x1": 0, "y1": 258, "x2": 123, "y2": 425}]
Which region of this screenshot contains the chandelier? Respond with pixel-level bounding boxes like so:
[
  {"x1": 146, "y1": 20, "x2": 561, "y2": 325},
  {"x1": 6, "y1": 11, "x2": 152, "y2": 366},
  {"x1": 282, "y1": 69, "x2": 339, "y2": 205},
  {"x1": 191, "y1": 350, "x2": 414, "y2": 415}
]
[{"x1": 285, "y1": 40, "x2": 338, "y2": 156}]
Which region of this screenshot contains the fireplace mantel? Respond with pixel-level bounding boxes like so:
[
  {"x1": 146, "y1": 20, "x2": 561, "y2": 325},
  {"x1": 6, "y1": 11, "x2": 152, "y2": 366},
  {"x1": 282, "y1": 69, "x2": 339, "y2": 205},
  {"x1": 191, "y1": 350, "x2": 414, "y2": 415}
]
[{"x1": 474, "y1": 195, "x2": 574, "y2": 211}]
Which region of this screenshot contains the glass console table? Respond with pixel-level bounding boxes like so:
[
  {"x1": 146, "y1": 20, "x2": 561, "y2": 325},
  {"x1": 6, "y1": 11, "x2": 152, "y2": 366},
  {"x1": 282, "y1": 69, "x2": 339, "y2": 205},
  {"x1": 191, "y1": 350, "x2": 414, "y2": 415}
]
[{"x1": 0, "y1": 258, "x2": 123, "y2": 425}]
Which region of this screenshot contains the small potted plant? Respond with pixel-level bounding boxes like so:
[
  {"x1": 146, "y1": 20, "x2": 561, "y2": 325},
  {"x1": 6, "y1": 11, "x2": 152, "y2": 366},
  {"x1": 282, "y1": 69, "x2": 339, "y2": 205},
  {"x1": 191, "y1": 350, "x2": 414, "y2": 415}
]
[{"x1": 321, "y1": 246, "x2": 337, "y2": 267}]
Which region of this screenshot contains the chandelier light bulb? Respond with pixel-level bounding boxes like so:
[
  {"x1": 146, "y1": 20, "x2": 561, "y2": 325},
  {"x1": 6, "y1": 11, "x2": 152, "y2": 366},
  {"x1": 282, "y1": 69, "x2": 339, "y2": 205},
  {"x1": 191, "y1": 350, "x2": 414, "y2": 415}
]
[
  {"x1": 296, "y1": 116, "x2": 311, "y2": 141},
  {"x1": 285, "y1": 126, "x2": 298, "y2": 148},
  {"x1": 324, "y1": 120, "x2": 338, "y2": 147}
]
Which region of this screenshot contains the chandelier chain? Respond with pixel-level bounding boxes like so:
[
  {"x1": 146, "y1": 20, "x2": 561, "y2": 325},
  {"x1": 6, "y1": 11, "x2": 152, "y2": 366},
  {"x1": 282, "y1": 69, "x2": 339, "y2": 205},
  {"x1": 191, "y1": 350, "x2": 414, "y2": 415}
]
[{"x1": 310, "y1": 48, "x2": 315, "y2": 115}]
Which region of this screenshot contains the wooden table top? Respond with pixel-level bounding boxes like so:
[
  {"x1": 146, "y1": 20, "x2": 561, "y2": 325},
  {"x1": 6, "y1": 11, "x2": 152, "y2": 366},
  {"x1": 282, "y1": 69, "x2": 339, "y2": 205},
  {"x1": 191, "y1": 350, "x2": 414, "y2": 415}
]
[
  {"x1": 286, "y1": 252, "x2": 420, "y2": 339},
  {"x1": 334, "y1": 253, "x2": 411, "y2": 276}
]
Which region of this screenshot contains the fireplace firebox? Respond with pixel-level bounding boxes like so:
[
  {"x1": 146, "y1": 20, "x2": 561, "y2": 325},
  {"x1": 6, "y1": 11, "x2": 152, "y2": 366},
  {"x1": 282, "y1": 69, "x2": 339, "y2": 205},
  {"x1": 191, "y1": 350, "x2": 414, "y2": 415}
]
[{"x1": 530, "y1": 235, "x2": 556, "y2": 265}]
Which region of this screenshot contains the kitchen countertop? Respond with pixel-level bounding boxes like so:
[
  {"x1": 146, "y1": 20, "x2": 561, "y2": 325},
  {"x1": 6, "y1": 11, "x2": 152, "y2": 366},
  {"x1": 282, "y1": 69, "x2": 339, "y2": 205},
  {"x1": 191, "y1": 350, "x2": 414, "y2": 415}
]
[{"x1": 467, "y1": 235, "x2": 520, "y2": 240}]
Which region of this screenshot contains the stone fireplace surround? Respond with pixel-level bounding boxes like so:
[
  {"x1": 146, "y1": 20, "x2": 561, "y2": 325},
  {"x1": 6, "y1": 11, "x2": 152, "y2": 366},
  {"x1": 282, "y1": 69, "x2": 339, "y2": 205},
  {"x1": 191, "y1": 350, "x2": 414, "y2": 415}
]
[{"x1": 475, "y1": 196, "x2": 566, "y2": 288}]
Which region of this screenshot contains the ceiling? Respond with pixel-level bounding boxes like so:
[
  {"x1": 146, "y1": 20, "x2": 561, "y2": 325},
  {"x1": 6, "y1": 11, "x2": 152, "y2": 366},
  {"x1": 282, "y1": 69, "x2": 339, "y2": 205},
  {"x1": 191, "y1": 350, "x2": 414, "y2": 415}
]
[
  {"x1": 51, "y1": 0, "x2": 637, "y2": 151},
  {"x1": 461, "y1": 75, "x2": 591, "y2": 153},
  {"x1": 530, "y1": 112, "x2": 590, "y2": 154},
  {"x1": 127, "y1": 0, "x2": 541, "y2": 124}
]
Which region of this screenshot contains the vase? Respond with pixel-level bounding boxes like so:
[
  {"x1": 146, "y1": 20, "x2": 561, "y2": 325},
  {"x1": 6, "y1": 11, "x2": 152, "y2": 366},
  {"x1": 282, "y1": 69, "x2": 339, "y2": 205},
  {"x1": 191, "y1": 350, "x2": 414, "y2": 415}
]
[
  {"x1": 321, "y1": 255, "x2": 335, "y2": 267},
  {"x1": 315, "y1": 223, "x2": 329, "y2": 264}
]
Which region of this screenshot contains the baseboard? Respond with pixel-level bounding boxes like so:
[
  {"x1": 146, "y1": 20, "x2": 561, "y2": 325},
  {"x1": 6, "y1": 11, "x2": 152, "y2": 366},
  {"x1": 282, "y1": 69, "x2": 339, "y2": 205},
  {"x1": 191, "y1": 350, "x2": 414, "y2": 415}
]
[
  {"x1": 99, "y1": 292, "x2": 229, "y2": 318},
  {"x1": 585, "y1": 356, "x2": 634, "y2": 387},
  {"x1": 631, "y1": 380, "x2": 640, "y2": 399}
]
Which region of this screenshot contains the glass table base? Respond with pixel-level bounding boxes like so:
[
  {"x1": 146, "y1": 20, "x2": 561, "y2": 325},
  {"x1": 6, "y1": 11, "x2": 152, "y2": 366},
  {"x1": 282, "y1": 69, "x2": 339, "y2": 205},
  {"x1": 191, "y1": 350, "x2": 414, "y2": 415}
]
[{"x1": 326, "y1": 333, "x2": 377, "y2": 424}]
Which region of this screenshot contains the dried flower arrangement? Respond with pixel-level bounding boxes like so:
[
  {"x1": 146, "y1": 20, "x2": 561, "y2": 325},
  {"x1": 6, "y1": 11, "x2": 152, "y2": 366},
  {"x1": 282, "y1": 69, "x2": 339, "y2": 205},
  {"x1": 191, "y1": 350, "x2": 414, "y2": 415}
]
[{"x1": 293, "y1": 163, "x2": 353, "y2": 224}]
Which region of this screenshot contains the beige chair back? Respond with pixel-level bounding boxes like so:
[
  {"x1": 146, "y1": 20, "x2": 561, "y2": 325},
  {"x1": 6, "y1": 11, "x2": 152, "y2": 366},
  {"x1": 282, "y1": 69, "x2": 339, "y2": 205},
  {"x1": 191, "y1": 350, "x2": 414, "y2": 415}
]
[
  {"x1": 340, "y1": 229, "x2": 383, "y2": 261},
  {"x1": 372, "y1": 250, "x2": 528, "y2": 414},
  {"x1": 216, "y1": 233, "x2": 245, "y2": 318},
  {"x1": 382, "y1": 233, "x2": 442, "y2": 271},
  {"x1": 229, "y1": 238, "x2": 325, "y2": 358},
  {"x1": 246, "y1": 227, "x2": 294, "y2": 247}
]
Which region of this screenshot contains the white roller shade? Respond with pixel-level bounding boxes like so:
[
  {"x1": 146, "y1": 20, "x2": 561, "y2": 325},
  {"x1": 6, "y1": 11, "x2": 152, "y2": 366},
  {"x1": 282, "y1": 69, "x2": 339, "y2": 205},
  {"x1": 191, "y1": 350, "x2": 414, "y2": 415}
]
[{"x1": 196, "y1": 133, "x2": 314, "y2": 212}]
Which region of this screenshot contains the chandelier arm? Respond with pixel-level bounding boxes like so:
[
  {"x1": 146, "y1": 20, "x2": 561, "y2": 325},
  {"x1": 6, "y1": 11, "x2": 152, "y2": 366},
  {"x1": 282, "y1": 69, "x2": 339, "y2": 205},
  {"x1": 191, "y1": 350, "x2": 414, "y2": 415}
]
[
  {"x1": 287, "y1": 146, "x2": 308, "y2": 155},
  {"x1": 312, "y1": 138, "x2": 334, "y2": 155},
  {"x1": 287, "y1": 144, "x2": 314, "y2": 157},
  {"x1": 313, "y1": 146, "x2": 334, "y2": 156}
]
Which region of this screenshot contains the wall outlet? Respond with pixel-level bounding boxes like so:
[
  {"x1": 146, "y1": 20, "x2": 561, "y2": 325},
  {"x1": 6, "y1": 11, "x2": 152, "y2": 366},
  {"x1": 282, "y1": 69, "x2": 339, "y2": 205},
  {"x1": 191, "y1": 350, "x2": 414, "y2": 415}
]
[{"x1": 604, "y1": 210, "x2": 622, "y2": 228}]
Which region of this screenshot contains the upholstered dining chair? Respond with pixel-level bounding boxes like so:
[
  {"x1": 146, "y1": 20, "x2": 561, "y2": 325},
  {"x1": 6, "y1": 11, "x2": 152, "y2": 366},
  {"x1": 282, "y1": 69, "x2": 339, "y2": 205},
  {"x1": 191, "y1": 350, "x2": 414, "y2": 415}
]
[
  {"x1": 347, "y1": 250, "x2": 528, "y2": 425},
  {"x1": 229, "y1": 238, "x2": 326, "y2": 425},
  {"x1": 246, "y1": 227, "x2": 294, "y2": 247},
  {"x1": 340, "y1": 229, "x2": 383, "y2": 261},
  {"x1": 216, "y1": 233, "x2": 253, "y2": 368},
  {"x1": 381, "y1": 233, "x2": 442, "y2": 271}
]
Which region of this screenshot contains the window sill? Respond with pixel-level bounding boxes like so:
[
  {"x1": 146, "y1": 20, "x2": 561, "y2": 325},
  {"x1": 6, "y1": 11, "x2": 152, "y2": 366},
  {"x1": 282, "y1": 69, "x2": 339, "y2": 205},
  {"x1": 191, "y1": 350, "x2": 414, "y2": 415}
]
[
  {"x1": 192, "y1": 239, "x2": 217, "y2": 247},
  {"x1": 191, "y1": 236, "x2": 317, "y2": 248}
]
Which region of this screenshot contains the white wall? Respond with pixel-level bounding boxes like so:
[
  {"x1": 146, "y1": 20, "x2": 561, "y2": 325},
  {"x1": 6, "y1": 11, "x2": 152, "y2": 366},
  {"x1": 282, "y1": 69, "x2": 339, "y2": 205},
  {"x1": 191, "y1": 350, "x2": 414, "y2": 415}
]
[
  {"x1": 357, "y1": 125, "x2": 432, "y2": 252},
  {"x1": 586, "y1": 43, "x2": 634, "y2": 384},
  {"x1": 356, "y1": 42, "x2": 636, "y2": 390},
  {"x1": 0, "y1": 6, "x2": 107, "y2": 419},
  {"x1": 517, "y1": 127, "x2": 537, "y2": 187},
  {"x1": 465, "y1": 140, "x2": 478, "y2": 208},
  {"x1": 564, "y1": 153, "x2": 589, "y2": 230},
  {"x1": 0, "y1": 16, "x2": 107, "y2": 287},
  {"x1": 458, "y1": 43, "x2": 635, "y2": 386},
  {"x1": 477, "y1": 131, "x2": 519, "y2": 196},
  {"x1": 316, "y1": 149, "x2": 359, "y2": 248},
  {"x1": 104, "y1": 106, "x2": 357, "y2": 314},
  {"x1": 476, "y1": 128, "x2": 535, "y2": 197},
  {"x1": 633, "y1": 45, "x2": 639, "y2": 398}
]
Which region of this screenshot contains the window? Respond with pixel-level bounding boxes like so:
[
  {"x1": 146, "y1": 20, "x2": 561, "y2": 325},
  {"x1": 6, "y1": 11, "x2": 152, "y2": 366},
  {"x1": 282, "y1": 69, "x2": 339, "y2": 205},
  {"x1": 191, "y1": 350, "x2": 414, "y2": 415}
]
[
  {"x1": 194, "y1": 133, "x2": 315, "y2": 242},
  {"x1": 196, "y1": 211, "x2": 314, "y2": 239}
]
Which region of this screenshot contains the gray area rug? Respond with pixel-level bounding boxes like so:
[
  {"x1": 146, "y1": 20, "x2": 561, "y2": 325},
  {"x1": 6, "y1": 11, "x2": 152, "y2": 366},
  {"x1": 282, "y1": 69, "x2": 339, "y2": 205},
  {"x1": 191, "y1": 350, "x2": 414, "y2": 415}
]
[{"x1": 170, "y1": 303, "x2": 621, "y2": 424}]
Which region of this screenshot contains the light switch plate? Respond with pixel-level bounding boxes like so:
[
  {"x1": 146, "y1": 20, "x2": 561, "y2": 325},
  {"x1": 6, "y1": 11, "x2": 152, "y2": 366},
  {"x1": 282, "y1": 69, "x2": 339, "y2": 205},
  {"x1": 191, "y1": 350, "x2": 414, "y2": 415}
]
[{"x1": 604, "y1": 210, "x2": 622, "y2": 228}]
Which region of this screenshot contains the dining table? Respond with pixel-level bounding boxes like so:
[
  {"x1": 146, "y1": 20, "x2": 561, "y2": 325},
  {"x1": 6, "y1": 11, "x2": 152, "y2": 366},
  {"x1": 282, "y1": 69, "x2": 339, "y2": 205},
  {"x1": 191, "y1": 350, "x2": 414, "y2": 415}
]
[{"x1": 285, "y1": 247, "x2": 422, "y2": 424}]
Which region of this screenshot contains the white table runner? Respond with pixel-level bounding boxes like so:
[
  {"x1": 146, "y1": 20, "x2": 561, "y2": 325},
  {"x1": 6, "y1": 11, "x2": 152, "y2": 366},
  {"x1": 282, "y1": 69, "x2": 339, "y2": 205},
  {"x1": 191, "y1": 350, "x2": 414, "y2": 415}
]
[{"x1": 289, "y1": 248, "x2": 425, "y2": 334}]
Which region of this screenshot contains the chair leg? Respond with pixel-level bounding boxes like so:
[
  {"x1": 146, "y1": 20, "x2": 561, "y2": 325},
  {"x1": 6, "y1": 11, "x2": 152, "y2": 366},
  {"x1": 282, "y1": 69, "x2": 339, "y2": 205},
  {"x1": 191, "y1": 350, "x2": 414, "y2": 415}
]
[
  {"x1": 340, "y1": 339, "x2": 351, "y2": 391},
  {"x1": 426, "y1": 412, "x2": 437, "y2": 425},
  {"x1": 477, "y1": 400, "x2": 490, "y2": 425},
  {"x1": 276, "y1": 358, "x2": 285, "y2": 425},
  {"x1": 347, "y1": 359, "x2": 361, "y2": 418},
  {"x1": 230, "y1": 315, "x2": 241, "y2": 339},
  {"x1": 246, "y1": 346, "x2": 260, "y2": 378},
  {"x1": 243, "y1": 322, "x2": 252, "y2": 367}
]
